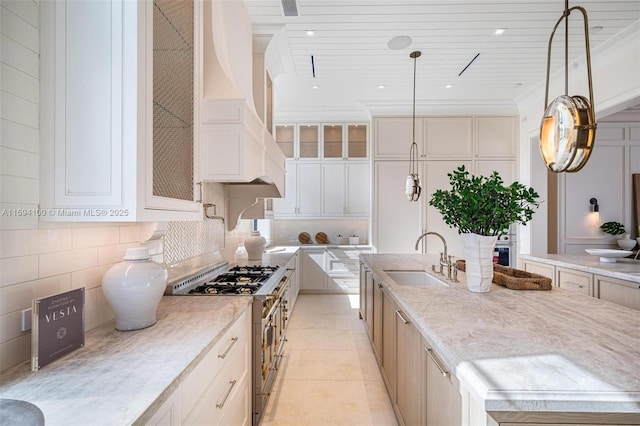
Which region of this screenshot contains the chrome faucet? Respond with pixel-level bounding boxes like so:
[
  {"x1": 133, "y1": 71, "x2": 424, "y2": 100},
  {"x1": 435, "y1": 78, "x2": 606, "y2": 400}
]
[{"x1": 414, "y1": 231, "x2": 456, "y2": 280}]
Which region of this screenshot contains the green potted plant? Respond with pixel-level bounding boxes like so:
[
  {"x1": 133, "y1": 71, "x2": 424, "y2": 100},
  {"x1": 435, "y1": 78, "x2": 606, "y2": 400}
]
[
  {"x1": 429, "y1": 166, "x2": 540, "y2": 292},
  {"x1": 599, "y1": 221, "x2": 627, "y2": 237}
]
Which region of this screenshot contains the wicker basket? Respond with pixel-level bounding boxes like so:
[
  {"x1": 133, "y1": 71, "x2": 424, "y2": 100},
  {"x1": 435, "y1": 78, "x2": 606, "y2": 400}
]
[{"x1": 455, "y1": 260, "x2": 552, "y2": 291}]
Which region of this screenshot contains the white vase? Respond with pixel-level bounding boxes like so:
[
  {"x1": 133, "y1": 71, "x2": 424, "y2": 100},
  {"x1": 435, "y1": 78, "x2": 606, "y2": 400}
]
[
  {"x1": 244, "y1": 231, "x2": 266, "y2": 260},
  {"x1": 460, "y1": 233, "x2": 498, "y2": 293},
  {"x1": 102, "y1": 247, "x2": 168, "y2": 331}
]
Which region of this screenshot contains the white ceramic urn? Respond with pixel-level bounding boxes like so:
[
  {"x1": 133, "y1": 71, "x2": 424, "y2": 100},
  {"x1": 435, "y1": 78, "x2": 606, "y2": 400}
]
[
  {"x1": 102, "y1": 247, "x2": 168, "y2": 331},
  {"x1": 244, "y1": 231, "x2": 266, "y2": 260}
]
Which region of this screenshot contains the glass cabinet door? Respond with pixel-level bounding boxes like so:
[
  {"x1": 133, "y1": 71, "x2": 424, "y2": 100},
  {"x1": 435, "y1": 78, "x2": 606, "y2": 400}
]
[
  {"x1": 323, "y1": 124, "x2": 344, "y2": 159},
  {"x1": 275, "y1": 125, "x2": 295, "y2": 158},
  {"x1": 299, "y1": 124, "x2": 319, "y2": 158},
  {"x1": 347, "y1": 124, "x2": 367, "y2": 158}
]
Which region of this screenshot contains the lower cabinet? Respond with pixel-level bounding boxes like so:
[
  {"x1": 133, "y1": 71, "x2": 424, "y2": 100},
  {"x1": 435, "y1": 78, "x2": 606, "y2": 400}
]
[
  {"x1": 596, "y1": 274, "x2": 640, "y2": 310},
  {"x1": 301, "y1": 248, "x2": 326, "y2": 290},
  {"x1": 519, "y1": 259, "x2": 556, "y2": 285},
  {"x1": 556, "y1": 267, "x2": 593, "y2": 296},
  {"x1": 362, "y1": 278, "x2": 463, "y2": 426},
  {"x1": 145, "y1": 308, "x2": 251, "y2": 426},
  {"x1": 424, "y1": 339, "x2": 462, "y2": 426},
  {"x1": 395, "y1": 308, "x2": 424, "y2": 426},
  {"x1": 301, "y1": 247, "x2": 372, "y2": 293}
]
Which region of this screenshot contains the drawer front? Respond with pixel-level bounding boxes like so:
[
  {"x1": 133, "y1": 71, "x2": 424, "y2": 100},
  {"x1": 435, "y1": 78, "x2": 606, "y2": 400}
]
[
  {"x1": 522, "y1": 261, "x2": 555, "y2": 285},
  {"x1": 596, "y1": 275, "x2": 640, "y2": 311},
  {"x1": 181, "y1": 308, "x2": 251, "y2": 422},
  {"x1": 557, "y1": 268, "x2": 592, "y2": 296}
]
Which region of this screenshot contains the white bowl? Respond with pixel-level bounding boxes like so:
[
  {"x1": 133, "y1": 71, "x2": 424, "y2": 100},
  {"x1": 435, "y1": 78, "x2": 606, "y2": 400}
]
[
  {"x1": 585, "y1": 248, "x2": 633, "y2": 263},
  {"x1": 617, "y1": 238, "x2": 637, "y2": 250}
]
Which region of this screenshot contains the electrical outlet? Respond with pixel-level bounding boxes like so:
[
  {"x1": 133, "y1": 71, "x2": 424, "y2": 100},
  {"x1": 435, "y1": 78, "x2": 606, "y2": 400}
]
[{"x1": 21, "y1": 308, "x2": 32, "y2": 331}]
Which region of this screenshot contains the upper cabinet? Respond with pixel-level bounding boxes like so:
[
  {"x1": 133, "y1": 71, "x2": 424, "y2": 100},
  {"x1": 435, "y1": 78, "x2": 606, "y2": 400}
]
[
  {"x1": 40, "y1": 0, "x2": 201, "y2": 221},
  {"x1": 373, "y1": 115, "x2": 518, "y2": 160},
  {"x1": 275, "y1": 122, "x2": 368, "y2": 160}
]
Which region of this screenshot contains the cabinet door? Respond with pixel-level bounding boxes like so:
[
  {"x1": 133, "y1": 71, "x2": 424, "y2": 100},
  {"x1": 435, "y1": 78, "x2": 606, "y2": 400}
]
[
  {"x1": 374, "y1": 117, "x2": 421, "y2": 158},
  {"x1": 297, "y1": 163, "x2": 322, "y2": 216},
  {"x1": 323, "y1": 124, "x2": 344, "y2": 159},
  {"x1": 557, "y1": 267, "x2": 593, "y2": 296},
  {"x1": 373, "y1": 161, "x2": 421, "y2": 253},
  {"x1": 521, "y1": 260, "x2": 556, "y2": 286},
  {"x1": 322, "y1": 163, "x2": 346, "y2": 215},
  {"x1": 275, "y1": 124, "x2": 295, "y2": 158},
  {"x1": 298, "y1": 124, "x2": 319, "y2": 159},
  {"x1": 373, "y1": 281, "x2": 383, "y2": 362},
  {"x1": 345, "y1": 162, "x2": 370, "y2": 216},
  {"x1": 301, "y1": 249, "x2": 326, "y2": 290},
  {"x1": 423, "y1": 117, "x2": 473, "y2": 158},
  {"x1": 475, "y1": 116, "x2": 517, "y2": 158},
  {"x1": 347, "y1": 124, "x2": 368, "y2": 158},
  {"x1": 423, "y1": 160, "x2": 472, "y2": 257},
  {"x1": 381, "y1": 287, "x2": 396, "y2": 398},
  {"x1": 596, "y1": 275, "x2": 640, "y2": 310},
  {"x1": 395, "y1": 309, "x2": 424, "y2": 426},
  {"x1": 365, "y1": 268, "x2": 374, "y2": 339},
  {"x1": 474, "y1": 160, "x2": 516, "y2": 184},
  {"x1": 144, "y1": 387, "x2": 181, "y2": 426},
  {"x1": 272, "y1": 161, "x2": 297, "y2": 216},
  {"x1": 424, "y1": 341, "x2": 461, "y2": 426}
]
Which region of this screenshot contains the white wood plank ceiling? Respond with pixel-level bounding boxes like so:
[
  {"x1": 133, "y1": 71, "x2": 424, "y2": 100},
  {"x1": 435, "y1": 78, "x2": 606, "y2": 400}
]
[{"x1": 244, "y1": 0, "x2": 640, "y2": 119}]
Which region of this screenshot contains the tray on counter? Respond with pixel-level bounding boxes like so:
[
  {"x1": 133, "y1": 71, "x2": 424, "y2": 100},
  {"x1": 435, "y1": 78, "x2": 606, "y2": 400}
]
[{"x1": 455, "y1": 260, "x2": 552, "y2": 291}]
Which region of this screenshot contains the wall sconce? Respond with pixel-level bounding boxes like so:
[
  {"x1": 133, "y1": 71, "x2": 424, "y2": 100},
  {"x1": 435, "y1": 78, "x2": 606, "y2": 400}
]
[
  {"x1": 539, "y1": 0, "x2": 597, "y2": 173},
  {"x1": 405, "y1": 51, "x2": 422, "y2": 202},
  {"x1": 589, "y1": 197, "x2": 599, "y2": 227}
]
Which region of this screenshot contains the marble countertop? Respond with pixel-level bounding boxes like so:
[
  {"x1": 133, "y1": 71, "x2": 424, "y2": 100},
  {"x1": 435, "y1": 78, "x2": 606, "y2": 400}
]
[
  {"x1": 0, "y1": 296, "x2": 252, "y2": 426},
  {"x1": 520, "y1": 253, "x2": 640, "y2": 283},
  {"x1": 360, "y1": 253, "x2": 640, "y2": 415}
]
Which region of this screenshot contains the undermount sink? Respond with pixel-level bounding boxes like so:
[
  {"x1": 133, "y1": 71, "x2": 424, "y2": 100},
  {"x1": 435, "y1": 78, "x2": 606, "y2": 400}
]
[{"x1": 383, "y1": 270, "x2": 448, "y2": 287}]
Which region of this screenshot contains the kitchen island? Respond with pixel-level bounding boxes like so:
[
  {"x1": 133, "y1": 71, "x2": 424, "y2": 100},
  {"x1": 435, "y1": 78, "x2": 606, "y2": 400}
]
[
  {"x1": 0, "y1": 296, "x2": 252, "y2": 425},
  {"x1": 360, "y1": 253, "x2": 640, "y2": 425}
]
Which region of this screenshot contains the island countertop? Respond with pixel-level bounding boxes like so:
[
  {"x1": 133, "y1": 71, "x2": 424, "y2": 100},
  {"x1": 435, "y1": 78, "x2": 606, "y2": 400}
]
[
  {"x1": 360, "y1": 253, "x2": 640, "y2": 419},
  {"x1": 0, "y1": 296, "x2": 252, "y2": 425},
  {"x1": 520, "y1": 253, "x2": 640, "y2": 283}
]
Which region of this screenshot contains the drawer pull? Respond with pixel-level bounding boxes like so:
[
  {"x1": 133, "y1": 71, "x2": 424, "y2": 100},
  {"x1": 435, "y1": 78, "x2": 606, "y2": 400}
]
[
  {"x1": 565, "y1": 281, "x2": 585, "y2": 288},
  {"x1": 425, "y1": 346, "x2": 450, "y2": 378},
  {"x1": 216, "y1": 379, "x2": 237, "y2": 409},
  {"x1": 218, "y1": 337, "x2": 239, "y2": 359},
  {"x1": 395, "y1": 310, "x2": 409, "y2": 324}
]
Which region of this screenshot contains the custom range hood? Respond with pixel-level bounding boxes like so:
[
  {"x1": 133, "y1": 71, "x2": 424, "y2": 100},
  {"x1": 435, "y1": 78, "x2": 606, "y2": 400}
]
[{"x1": 199, "y1": 0, "x2": 286, "y2": 229}]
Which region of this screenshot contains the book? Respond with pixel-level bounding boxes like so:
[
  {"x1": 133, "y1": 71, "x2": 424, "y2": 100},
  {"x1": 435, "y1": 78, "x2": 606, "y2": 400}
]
[{"x1": 31, "y1": 288, "x2": 85, "y2": 371}]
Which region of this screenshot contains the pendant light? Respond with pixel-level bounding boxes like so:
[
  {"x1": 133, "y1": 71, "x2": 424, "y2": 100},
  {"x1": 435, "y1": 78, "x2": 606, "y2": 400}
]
[
  {"x1": 405, "y1": 51, "x2": 422, "y2": 201},
  {"x1": 539, "y1": 0, "x2": 597, "y2": 173}
]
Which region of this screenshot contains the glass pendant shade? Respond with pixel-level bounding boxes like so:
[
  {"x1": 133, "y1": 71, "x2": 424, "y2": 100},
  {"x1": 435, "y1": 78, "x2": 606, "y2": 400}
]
[
  {"x1": 539, "y1": 94, "x2": 596, "y2": 172},
  {"x1": 539, "y1": 2, "x2": 597, "y2": 173}
]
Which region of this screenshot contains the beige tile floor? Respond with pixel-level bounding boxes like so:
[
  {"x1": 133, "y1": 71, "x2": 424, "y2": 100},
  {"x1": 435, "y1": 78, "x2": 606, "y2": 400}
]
[{"x1": 261, "y1": 294, "x2": 398, "y2": 426}]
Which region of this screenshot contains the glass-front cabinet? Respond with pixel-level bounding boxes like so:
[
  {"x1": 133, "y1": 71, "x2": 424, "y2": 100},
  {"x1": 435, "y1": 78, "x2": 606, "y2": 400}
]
[{"x1": 275, "y1": 122, "x2": 368, "y2": 160}]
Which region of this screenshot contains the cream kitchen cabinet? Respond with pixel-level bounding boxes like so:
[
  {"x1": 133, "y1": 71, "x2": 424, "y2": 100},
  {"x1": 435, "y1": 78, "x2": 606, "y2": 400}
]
[
  {"x1": 381, "y1": 285, "x2": 396, "y2": 397},
  {"x1": 300, "y1": 248, "x2": 326, "y2": 290},
  {"x1": 322, "y1": 162, "x2": 370, "y2": 217},
  {"x1": 395, "y1": 308, "x2": 424, "y2": 426},
  {"x1": 275, "y1": 124, "x2": 320, "y2": 160},
  {"x1": 181, "y1": 308, "x2": 251, "y2": 426},
  {"x1": 322, "y1": 123, "x2": 369, "y2": 159},
  {"x1": 40, "y1": 0, "x2": 201, "y2": 222},
  {"x1": 520, "y1": 259, "x2": 556, "y2": 286},
  {"x1": 303, "y1": 247, "x2": 371, "y2": 293},
  {"x1": 557, "y1": 267, "x2": 593, "y2": 296},
  {"x1": 374, "y1": 116, "x2": 473, "y2": 159},
  {"x1": 144, "y1": 387, "x2": 181, "y2": 426},
  {"x1": 273, "y1": 162, "x2": 322, "y2": 217},
  {"x1": 595, "y1": 274, "x2": 640, "y2": 310},
  {"x1": 474, "y1": 116, "x2": 518, "y2": 158},
  {"x1": 424, "y1": 339, "x2": 462, "y2": 426}
]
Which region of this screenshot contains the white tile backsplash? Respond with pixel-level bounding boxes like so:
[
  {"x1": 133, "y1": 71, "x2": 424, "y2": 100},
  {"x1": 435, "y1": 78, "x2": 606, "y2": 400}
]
[
  {"x1": 0, "y1": 146, "x2": 39, "y2": 179},
  {"x1": 0, "y1": 119, "x2": 39, "y2": 154},
  {"x1": 0, "y1": 228, "x2": 72, "y2": 257},
  {"x1": 72, "y1": 226, "x2": 119, "y2": 249},
  {"x1": 39, "y1": 248, "x2": 98, "y2": 278},
  {"x1": 0, "y1": 274, "x2": 71, "y2": 315},
  {"x1": 0, "y1": 255, "x2": 38, "y2": 288}
]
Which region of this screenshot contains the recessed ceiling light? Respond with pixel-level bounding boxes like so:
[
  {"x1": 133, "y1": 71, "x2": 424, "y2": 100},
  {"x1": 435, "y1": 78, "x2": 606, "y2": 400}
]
[
  {"x1": 445, "y1": 84, "x2": 453, "y2": 89},
  {"x1": 378, "y1": 85, "x2": 386, "y2": 89},
  {"x1": 312, "y1": 85, "x2": 319, "y2": 89},
  {"x1": 387, "y1": 35, "x2": 412, "y2": 50},
  {"x1": 494, "y1": 28, "x2": 506, "y2": 36},
  {"x1": 306, "y1": 30, "x2": 315, "y2": 36}
]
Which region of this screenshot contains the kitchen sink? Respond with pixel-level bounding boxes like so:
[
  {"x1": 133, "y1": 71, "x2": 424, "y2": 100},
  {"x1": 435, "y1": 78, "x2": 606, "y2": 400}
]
[{"x1": 383, "y1": 270, "x2": 448, "y2": 287}]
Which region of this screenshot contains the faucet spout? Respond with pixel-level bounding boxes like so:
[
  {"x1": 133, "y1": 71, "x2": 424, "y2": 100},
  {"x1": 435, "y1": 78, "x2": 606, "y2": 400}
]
[{"x1": 414, "y1": 231, "x2": 448, "y2": 258}]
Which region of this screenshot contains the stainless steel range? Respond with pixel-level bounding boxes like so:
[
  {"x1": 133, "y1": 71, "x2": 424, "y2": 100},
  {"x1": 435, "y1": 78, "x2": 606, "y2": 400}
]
[{"x1": 167, "y1": 261, "x2": 294, "y2": 425}]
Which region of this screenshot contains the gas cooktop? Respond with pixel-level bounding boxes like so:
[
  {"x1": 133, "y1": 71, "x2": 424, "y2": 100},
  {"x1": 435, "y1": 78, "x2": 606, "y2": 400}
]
[{"x1": 186, "y1": 265, "x2": 280, "y2": 295}]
